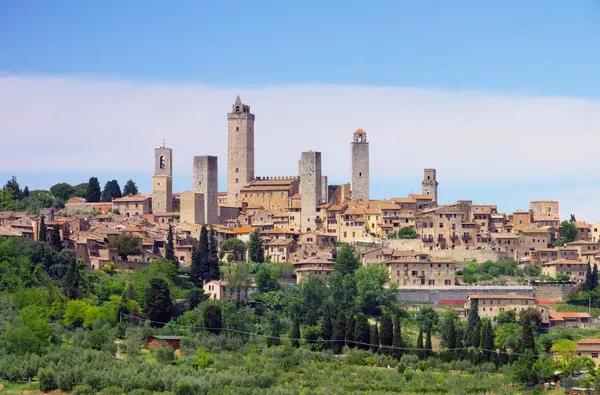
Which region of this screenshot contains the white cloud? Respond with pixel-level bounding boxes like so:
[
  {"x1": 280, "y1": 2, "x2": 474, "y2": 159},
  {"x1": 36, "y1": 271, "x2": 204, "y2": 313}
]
[{"x1": 1, "y1": 74, "x2": 599, "y2": 221}]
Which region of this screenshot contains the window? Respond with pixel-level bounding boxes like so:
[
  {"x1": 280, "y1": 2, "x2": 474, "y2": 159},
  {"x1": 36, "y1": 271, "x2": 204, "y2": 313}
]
[
  {"x1": 236, "y1": 168, "x2": 239, "y2": 173},
  {"x1": 359, "y1": 172, "x2": 362, "y2": 177},
  {"x1": 592, "y1": 353, "x2": 599, "y2": 358},
  {"x1": 235, "y1": 178, "x2": 239, "y2": 183}
]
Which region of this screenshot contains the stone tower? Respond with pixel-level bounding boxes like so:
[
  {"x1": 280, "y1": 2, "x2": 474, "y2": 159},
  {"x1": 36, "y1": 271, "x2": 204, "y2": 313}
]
[
  {"x1": 422, "y1": 168, "x2": 439, "y2": 202},
  {"x1": 152, "y1": 145, "x2": 173, "y2": 213},
  {"x1": 227, "y1": 96, "x2": 255, "y2": 206},
  {"x1": 193, "y1": 156, "x2": 219, "y2": 224},
  {"x1": 351, "y1": 128, "x2": 369, "y2": 201},
  {"x1": 180, "y1": 191, "x2": 204, "y2": 224},
  {"x1": 299, "y1": 151, "x2": 322, "y2": 232}
]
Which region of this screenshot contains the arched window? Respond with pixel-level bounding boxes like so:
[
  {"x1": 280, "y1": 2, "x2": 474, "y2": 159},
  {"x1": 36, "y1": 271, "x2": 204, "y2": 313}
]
[
  {"x1": 236, "y1": 106, "x2": 240, "y2": 113},
  {"x1": 359, "y1": 172, "x2": 362, "y2": 177},
  {"x1": 159, "y1": 155, "x2": 166, "y2": 169},
  {"x1": 236, "y1": 127, "x2": 239, "y2": 131},
  {"x1": 235, "y1": 168, "x2": 239, "y2": 173}
]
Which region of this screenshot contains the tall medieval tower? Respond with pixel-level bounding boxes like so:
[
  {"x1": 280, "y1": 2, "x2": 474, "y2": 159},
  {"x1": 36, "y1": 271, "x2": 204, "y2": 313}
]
[
  {"x1": 193, "y1": 155, "x2": 219, "y2": 224},
  {"x1": 299, "y1": 151, "x2": 322, "y2": 232},
  {"x1": 152, "y1": 145, "x2": 173, "y2": 213},
  {"x1": 227, "y1": 96, "x2": 255, "y2": 206},
  {"x1": 422, "y1": 168, "x2": 439, "y2": 202},
  {"x1": 351, "y1": 128, "x2": 369, "y2": 201}
]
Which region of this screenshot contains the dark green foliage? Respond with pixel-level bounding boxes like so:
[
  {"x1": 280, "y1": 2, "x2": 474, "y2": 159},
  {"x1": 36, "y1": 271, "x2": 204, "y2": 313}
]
[
  {"x1": 86, "y1": 177, "x2": 101, "y2": 203},
  {"x1": 101, "y1": 180, "x2": 122, "y2": 202},
  {"x1": 38, "y1": 215, "x2": 47, "y2": 242},
  {"x1": 154, "y1": 345, "x2": 175, "y2": 364},
  {"x1": 291, "y1": 318, "x2": 300, "y2": 348},
  {"x1": 380, "y1": 312, "x2": 393, "y2": 354},
  {"x1": 593, "y1": 263, "x2": 599, "y2": 290},
  {"x1": 496, "y1": 310, "x2": 517, "y2": 325},
  {"x1": 334, "y1": 243, "x2": 360, "y2": 276},
  {"x1": 585, "y1": 263, "x2": 594, "y2": 291},
  {"x1": 321, "y1": 303, "x2": 334, "y2": 347},
  {"x1": 23, "y1": 186, "x2": 29, "y2": 197},
  {"x1": 424, "y1": 331, "x2": 432, "y2": 358},
  {"x1": 416, "y1": 330, "x2": 424, "y2": 359},
  {"x1": 191, "y1": 226, "x2": 209, "y2": 286},
  {"x1": 108, "y1": 233, "x2": 142, "y2": 261},
  {"x1": 354, "y1": 313, "x2": 370, "y2": 350},
  {"x1": 440, "y1": 311, "x2": 457, "y2": 351},
  {"x1": 256, "y1": 265, "x2": 280, "y2": 293},
  {"x1": 560, "y1": 220, "x2": 578, "y2": 243},
  {"x1": 204, "y1": 304, "x2": 222, "y2": 334},
  {"x1": 332, "y1": 311, "x2": 346, "y2": 354},
  {"x1": 38, "y1": 367, "x2": 57, "y2": 392},
  {"x1": 50, "y1": 183, "x2": 75, "y2": 200},
  {"x1": 387, "y1": 226, "x2": 419, "y2": 239},
  {"x1": 186, "y1": 288, "x2": 207, "y2": 310},
  {"x1": 207, "y1": 227, "x2": 220, "y2": 281},
  {"x1": 473, "y1": 320, "x2": 482, "y2": 349},
  {"x1": 143, "y1": 278, "x2": 172, "y2": 327},
  {"x1": 267, "y1": 313, "x2": 281, "y2": 347},
  {"x1": 248, "y1": 229, "x2": 265, "y2": 263},
  {"x1": 464, "y1": 299, "x2": 480, "y2": 347},
  {"x1": 123, "y1": 179, "x2": 139, "y2": 195},
  {"x1": 481, "y1": 321, "x2": 495, "y2": 362},
  {"x1": 165, "y1": 225, "x2": 176, "y2": 265},
  {"x1": 370, "y1": 323, "x2": 379, "y2": 353},
  {"x1": 63, "y1": 257, "x2": 85, "y2": 299},
  {"x1": 521, "y1": 318, "x2": 535, "y2": 351},
  {"x1": 392, "y1": 313, "x2": 403, "y2": 359},
  {"x1": 4, "y1": 176, "x2": 23, "y2": 200},
  {"x1": 511, "y1": 349, "x2": 539, "y2": 385},
  {"x1": 72, "y1": 384, "x2": 95, "y2": 395},
  {"x1": 345, "y1": 314, "x2": 356, "y2": 348},
  {"x1": 50, "y1": 224, "x2": 62, "y2": 251}
]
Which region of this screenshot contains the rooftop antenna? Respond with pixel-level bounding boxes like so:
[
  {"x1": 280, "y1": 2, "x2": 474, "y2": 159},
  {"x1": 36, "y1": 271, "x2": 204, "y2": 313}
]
[{"x1": 161, "y1": 139, "x2": 165, "y2": 148}]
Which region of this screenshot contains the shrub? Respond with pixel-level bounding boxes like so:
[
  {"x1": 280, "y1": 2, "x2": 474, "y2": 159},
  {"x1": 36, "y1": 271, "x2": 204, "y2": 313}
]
[
  {"x1": 192, "y1": 348, "x2": 214, "y2": 370},
  {"x1": 346, "y1": 349, "x2": 370, "y2": 366},
  {"x1": 38, "y1": 367, "x2": 57, "y2": 392},
  {"x1": 174, "y1": 379, "x2": 201, "y2": 395},
  {"x1": 56, "y1": 369, "x2": 76, "y2": 391},
  {"x1": 98, "y1": 386, "x2": 124, "y2": 395},
  {"x1": 154, "y1": 345, "x2": 175, "y2": 364},
  {"x1": 72, "y1": 384, "x2": 95, "y2": 395},
  {"x1": 126, "y1": 389, "x2": 152, "y2": 395}
]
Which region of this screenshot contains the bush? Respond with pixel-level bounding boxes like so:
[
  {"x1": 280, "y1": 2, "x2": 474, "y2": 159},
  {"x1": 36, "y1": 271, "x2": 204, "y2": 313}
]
[
  {"x1": 154, "y1": 345, "x2": 175, "y2": 364},
  {"x1": 174, "y1": 379, "x2": 201, "y2": 395},
  {"x1": 72, "y1": 384, "x2": 95, "y2": 395},
  {"x1": 192, "y1": 348, "x2": 214, "y2": 370},
  {"x1": 127, "y1": 390, "x2": 152, "y2": 395},
  {"x1": 38, "y1": 367, "x2": 57, "y2": 392},
  {"x1": 98, "y1": 386, "x2": 124, "y2": 395},
  {"x1": 56, "y1": 369, "x2": 77, "y2": 391},
  {"x1": 346, "y1": 349, "x2": 370, "y2": 366}
]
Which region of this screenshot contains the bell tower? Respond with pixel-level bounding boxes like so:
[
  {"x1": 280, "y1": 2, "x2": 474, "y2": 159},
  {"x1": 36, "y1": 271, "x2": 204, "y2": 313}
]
[
  {"x1": 351, "y1": 128, "x2": 369, "y2": 201},
  {"x1": 227, "y1": 96, "x2": 255, "y2": 206},
  {"x1": 152, "y1": 143, "x2": 173, "y2": 213},
  {"x1": 422, "y1": 168, "x2": 438, "y2": 202}
]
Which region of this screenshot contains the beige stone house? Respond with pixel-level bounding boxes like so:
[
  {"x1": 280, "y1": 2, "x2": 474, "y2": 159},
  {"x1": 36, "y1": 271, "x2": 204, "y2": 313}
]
[
  {"x1": 240, "y1": 177, "x2": 299, "y2": 211},
  {"x1": 266, "y1": 238, "x2": 296, "y2": 262},
  {"x1": 541, "y1": 259, "x2": 587, "y2": 282},
  {"x1": 385, "y1": 253, "x2": 456, "y2": 287},
  {"x1": 577, "y1": 339, "x2": 600, "y2": 366},
  {"x1": 203, "y1": 280, "x2": 256, "y2": 302},
  {"x1": 530, "y1": 247, "x2": 579, "y2": 265},
  {"x1": 293, "y1": 256, "x2": 335, "y2": 283},
  {"x1": 112, "y1": 195, "x2": 152, "y2": 217},
  {"x1": 465, "y1": 294, "x2": 535, "y2": 322},
  {"x1": 492, "y1": 233, "x2": 519, "y2": 255}
]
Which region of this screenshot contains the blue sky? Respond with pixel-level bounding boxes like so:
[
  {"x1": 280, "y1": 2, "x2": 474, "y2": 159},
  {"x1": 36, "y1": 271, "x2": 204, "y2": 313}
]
[{"x1": 1, "y1": 1, "x2": 600, "y2": 220}]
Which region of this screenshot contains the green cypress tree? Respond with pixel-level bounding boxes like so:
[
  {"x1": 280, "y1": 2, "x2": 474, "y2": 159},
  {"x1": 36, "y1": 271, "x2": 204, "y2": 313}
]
[
  {"x1": 425, "y1": 330, "x2": 433, "y2": 358},
  {"x1": 321, "y1": 303, "x2": 334, "y2": 348},
  {"x1": 380, "y1": 312, "x2": 394, "y2": 355},
  {"x1": 207, "y1": 227, "x2": 221, "y2": 281},
  {"x1": 464, "y1": 299, "x2": 480, "y2": 347},
  {"x1": 473, "y1": 320, "x2": 482, "y2": 349},
  {"x1": 143, "y1": 278, "x2": 172, "y2": 327},
  {"x1": 195, "y1": 226, "x2": 210, "y2": 283},
  {"x1": 248, "y1": 229, "x2": 264, "y2": 263},
  {"x1": 50, "y1": 224, "x2": 62, "y2": 251},
  {"x1": 190, "y1": 245, "x2": 203, "y2": 287},
  {"x1": 392, "y1": 313, "x2": 403, "y2": 359},
  {"x1": 481, "y1": 321, "x2": 495, "y2": 362},
  {"x1": 416, "y1": 329, "x2": 424, "y2": 359},
  {"x1": 267, "y1": 313, "x2": 282, "y2": 347},
  {"x1": 123, "y1": 179, "x2": 138, "y2": 195},
  {"x1": 165, "y1": 224, "x2": 176, "y2": 265},
  {"x1": 86, "y1": 177, "x2": 101, "y2": 203},
  {"x1": 291, "y1": 318, "x2": 301, "y2": 348},
  {"x1": 585, "y1": 263, "x2": 593, "y2": 291},
  {"x1": 370, "y1": 323, "x2": 380, "y2": 354},
  {"x1": 38, "y1": 215, "x2": 47, "y2": 242},
  {"x1": 204, "y1": 304, "x2": 222, "y2": 334},
  {"x1": 593, "y1": 263, "x2": 599, "y2": 289},
  {"x1": 522, "y1": 318, "x2": 535, "y2": 351},
  {"x1": 345, "y1": 314, "x2": 356, "y2": 348},
  {"x1": 354, "y1": 313, "x2": 370, "y2": 350},
  {"x1": 332, "y1": 311, "x2": 346, "y2": 354}
]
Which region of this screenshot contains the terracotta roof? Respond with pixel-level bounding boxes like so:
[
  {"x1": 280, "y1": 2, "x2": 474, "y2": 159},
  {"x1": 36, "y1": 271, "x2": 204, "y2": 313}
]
[
  {"x1": 549, "y1": 312, "x2": 590, "y2": 320},
  {"x1": 578, "y1": 338, "x2": 600, "y2": 345},
  {"x1": 261, "y1": 228, "x2": 299, "y2": 235},
  {"x1": 542, "y1": 259, "x2": 585, "y2": 266},
  {"x1": 468, "y1": 294, "x2": 534, "y2": 300},
  {"x1": 574, "y1": 222, "x2": 590, "y2": 229},
  {"x1": 492, "y1": 233, "x2": 519, "y2": 239},
  {"x1": 113, "y1": 194, "x2": 151, "y2": 203},
  {"x1": 408, "y1": 194, "x2": 434, "y2": 200},
  {"x1": 231, "y1": 227, "x2": 257, "y2": 234},
  {"x1": 267, "y1": 238, "x2": 294, "y2": 246}
]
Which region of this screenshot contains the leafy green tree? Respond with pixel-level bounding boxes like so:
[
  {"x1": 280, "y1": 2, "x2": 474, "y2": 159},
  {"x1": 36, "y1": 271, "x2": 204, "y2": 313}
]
[
  {"x1": 0, "y1": 188, "x2": 25, "y2": 211},
  {"x1": 345, "y1": 314, "x2": 356, "y2": 348},
  {"x1": 370, "y1": 323, "x2": 380, "y2": 353},
  {"x1": 334, "y1": 243, "x2": 360, "y2": 276},
  {"x1": 496, "y1": 310, "x2": 517, "y2": 325},
  {"x1": 123, "y1": 179, "x2": 139, "y2": 195},
  {"x1": 397, "y1": 226, "x2": 419, "y2": 239},
  {"x1": 144, "y1": 278, "x2": 172, "y2": 327},
  {"x1": 72, "y1": 183, "x2": 88, "y2": 198},
  {"x1": 23, "y1": 185, "x2": 29, "y2": 197},
  {"x1": 256, "y1": 264, "x2": 280, "y2": 293},
  {"x1": 511, "y1": 349, "x2": 540, "y2": 386},
  {"x1": 519, "y1": 307, "x2": 542, "y2": 332},
  {"x1": 50, "y1": 224, "x2": 62, "y2": 251},
  {"x1": 416, "y1": 307, "x2": 439, "y2": 334},
  {"x1": 521, "y1": 318, "x2": 535, "y2": 351},
  {"x1": 38, "y1": 215, "x2": 47, "y2": 242},
  {"x1": 86, "y1": 177, "x2": 101, "y2": 203},
  {"x1": 473, "y1": 320, "x2": 482, "y2": 349},
  {"x1": 108, "y1": 233, "x2": 142, "y2": 261},
  {"x1": 203, "y1": 304, "x2": 222, "y2": 334},
  {"x1": 392, "y1": 313, "x2": 403, "y2": 359},
  {"x1": 50, "y1": 183, "x2": 74, "y2": 200},
  {"x1": 225, "y1": 262, "x2": 251, "y2": 304},
  {"x1": 332, "y1": 311, "x2": 346, "y2": 354},
  {"x1": 4, "y1": 176, "x2": 23, "y2": 200},
  {"x1": 63, "y1": 257, "x2": 86, "y2": 299},
  {"x1": 354, "y1": 313, "x2": 370, "y2": 350},
  {"x1": 380, "y1": 312, "x2": 393, "y2": 354},
  {"x1": 328, "y1": 271, "x2": 357, "y2": 313},
  {"x1": 186, "y1": 288, "x2": 207, "y2": 310},
  {"x1": 207, "y1": 227, "x2": 220, "y2": 281},
  {"x1": 494, "y1": 323, "x2": 522, "y2": 351},
  {"x1": 291, "y1": 318, "x2": 300, "y2": 348},
  {"x1": 194, "y1": 226, "x2": 210, "y2": 284},
  {"x1": 267, "y1": 312, "x2": 281, "y2": 347},
  {"x1": 220, "y1": 237, "x2": 247, "y2": 261},
  {"x1": 440, "y1": 311, "x2": 458, "y2": 350},
  {"x1": 481, "y1": 320, "x2": 495, "y2": 362},
  {"x1": 425, "y1": 330, "x2": 432, "y2": 358},
  {"x1": 165, "y1": 224, "x2": 176, "y2": 265},
  {"x1": 464, "y1": 299, "x2": 480, "y2": 347},
  {"x1": 593, "y1": 263, "x2": 599, "y2": 290},
  {"x1": 247, "y1": 229, "x2": 264, "y2": 263},
  {"x1": 585, "y1": 263, "x2": 594, "y2": 291},
  {"x1": 299, "y1": 275, "x2": 329, "y2": 325},
  {"x1": 354, "y1": 265, "x2": 392, "y2": 315}
]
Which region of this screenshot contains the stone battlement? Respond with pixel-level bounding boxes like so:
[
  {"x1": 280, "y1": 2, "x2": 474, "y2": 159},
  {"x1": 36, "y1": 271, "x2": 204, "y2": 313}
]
[{"x1": 255, "y1": 176, "x2": 299, "y2": 181}]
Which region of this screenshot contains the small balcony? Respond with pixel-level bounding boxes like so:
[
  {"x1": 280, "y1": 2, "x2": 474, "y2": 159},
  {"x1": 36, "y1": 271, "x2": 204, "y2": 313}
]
[{"x1": 437, "y1": 235, "x2": 445, "y2": 242}]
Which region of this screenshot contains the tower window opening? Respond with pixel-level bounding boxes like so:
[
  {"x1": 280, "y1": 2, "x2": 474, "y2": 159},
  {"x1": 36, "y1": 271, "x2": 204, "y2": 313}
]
[
  {"x1": 236, "y1": 127, "x2": 239, "y2": 131},
  {"x1": 235, "y1": 178, "x2": 239, "y2": 183},
  {"x1": 236, "y1": 168, "x2": 239, "y2": 173},
  {"x1": 359, "y1": 172, "x2": 362, "y2": 177},
  {"x1": 159, "y1": 155, "x2": 166, "y2": 169},
  {"x1": 427, "y1": 176, "x2": 430, "y2": 180},
  {"x1": 236, "y1": 106, "x2": 240, "y2": 113}
]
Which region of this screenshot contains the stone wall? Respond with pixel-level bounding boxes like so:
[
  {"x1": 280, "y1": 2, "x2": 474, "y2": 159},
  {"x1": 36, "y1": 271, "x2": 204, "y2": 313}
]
[
  {"x1": 382, "y1": 238, "x2": 424, "y2": 251},
  {"x1": 152, "y1": 175, "x2": 172, "y2": 214},
  {"x1": 395, "y1": 285, "x2": 534, "y2": 304},
  {"x1": 180, "y1": 191, "x2": 204, "y2": 225},
  {"x1": 421, "y1": 168, "x2": 438, "y2": 202},
  {"x1": 533, "y1": 281, "x2": 580, "y2": 304},
  {"x1": 427, "y1": 249, "x2": 511, "y2": 263}
]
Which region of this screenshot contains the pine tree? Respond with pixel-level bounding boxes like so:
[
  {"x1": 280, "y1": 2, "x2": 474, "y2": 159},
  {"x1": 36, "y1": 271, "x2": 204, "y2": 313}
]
[
  {"x1": 38, "y1": 215, "x2": 47, "y2": 242},
  {"x1": 207, "y1": 227, "x2": 220, "y2": 281},
  {"x1": 63, "y1": 258, "x2": 85, "y2": 299},
  {"x1": 345, "y1": 314, "x2": 356, "y2": 348},
  {"x1": 585, "y1": 263, "x2": 593, "y2": 291},
  {"x1": 332, "y1": 311, "x2": 346, "y2": 354},
  {"x1": 165, "y1": 224, "x2": 176, "y2": 264},
  {"x1": 50, "y1": 224, "x2": 62, "y2": 251},
  {"x1": 123, "y1": 179, "x2": 139, "y2": 195},
  {"x1": 291, "y1": 318, "x2": 301, "y2": 348},
  {"x1": 593, "y1": 263, "x2": 599, "y2": 290},
  {"x1": 522, "y1": 318, "x2": 535, "y2": 351},
  {"x1": 204, "y1": 304, "x2": 222, "y2": 335},
  {"x1": 392, "y1": 313, "x2": 403, "y2": 359},
  {"x1": 481, "y1": 321, "x2": 495, "y2": 362},
  {"x1": 144, "y1": 278, "x2": 172, "y2": 327},
  {"x1": 464, "y1": 299, "x2": 480, "y2": 347},
  {"x1": 473, "y1": 320, "x2": 482, "y2": 349},
  {"x1": 86, "y1": 177, "x2": 101, "y2": 203},
  {"x1": 321, "y1": 303, "x2": 334, "y2": 348},
  {"x1": 23, "y1": 186, "x2": 29, "y2": 197},
  {"x1": 101, "y1": 180, "x2": 122, "y2": 202},
  {"x1": 380, "y1": 312, "x2": 394, "y2": 355},
  {"x1": 416, "y1": 330, "x2": 424, "y2": 359},
  {"x1": 370, "y1": 323, "x2": 380, "y2": 354},
  {"x1": 248, "y1": 229, "x2": 265, "y2": 263},
  {"x1": 425, "y1": 331, "x2": 432, "y2": 358},
  {"x1": 354, "y1": 313, "x2": 370, "y2": 350}
]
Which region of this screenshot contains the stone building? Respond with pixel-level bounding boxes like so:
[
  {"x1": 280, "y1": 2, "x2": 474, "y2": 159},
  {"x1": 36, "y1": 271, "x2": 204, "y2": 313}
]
[
  {"x1": 241, "y1": 177, "x2": 300, "y2": 211},
  {"x1": 227, "y1": 96, "x2": 255, "y2": 206},
  {"x1": 193, "y1": 155, "x2": 218, "y2": 224},
  {"x1": 541, "y1": 259, "x2": 587, "y2": 282},
  {"x1": 180, "y1": 191, "x2": 204, "y2": 224},
  {"x1": 112, "y1": 195, "x2": 152, "y2": 217},
  {"x1": 576, "y1": 339, "x2": 600, "y2": 366},
  {"x1": 152, "y1": 145, "x2": 173, "y2": 214},
  {"x1": 299, "y1": 151, "x2": 323, "y2": 232},
  {"x1": 465, "y1": 294, "x2": 535, "y2": 322},
  {"x1": 530, "y1": 200, "x2": 559, "y2": 221},
  {"x1": 328, "y1": 183, "x2": 351, "y2": 204},
  {"x1": 385, "y1": 253, "x2": 456, "y2": 286},
  {"x1": 351, "y1": 128, "x2": 369, "y2": 201},
  {"x1": 421, "y1": 168, "x2": 439, "y2": 203}
]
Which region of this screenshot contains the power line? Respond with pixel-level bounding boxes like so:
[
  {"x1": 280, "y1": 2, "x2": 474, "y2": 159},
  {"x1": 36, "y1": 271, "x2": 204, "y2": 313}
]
[{"x1": 121, "y1": 313, "x2": 526, "y2": 356}]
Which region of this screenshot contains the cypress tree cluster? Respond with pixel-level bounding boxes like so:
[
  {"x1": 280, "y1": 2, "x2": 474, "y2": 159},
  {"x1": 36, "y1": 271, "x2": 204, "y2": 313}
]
[{"x1": 190, "y1": 226, "x2": 221, "y2": 287}]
